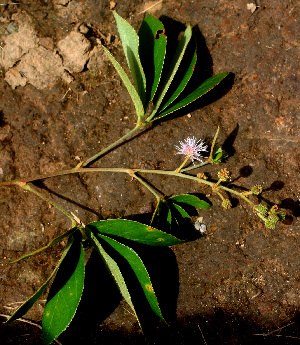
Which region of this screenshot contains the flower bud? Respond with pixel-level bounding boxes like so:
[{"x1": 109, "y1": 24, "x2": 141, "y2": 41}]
[
  {"x1": 269, "y1": 205, "x2": 279, "y2": 215},
  {"x1": 222, "y1": 199, "x2": 232, "y2": 209},
  {"x1": 218, "y1": 168, "x2": 231, "y2": 182},
  {"x1": 197, "y1": 172, "x2": 208, "y2": 180},
  {"x1": 251, "y1": 184, "x2": 263, "y2": 195}
]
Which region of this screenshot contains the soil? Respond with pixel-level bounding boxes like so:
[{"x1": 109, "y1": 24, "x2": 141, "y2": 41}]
[{"x1": 0, "y1": 0, "x2": 299, "y2": 344}]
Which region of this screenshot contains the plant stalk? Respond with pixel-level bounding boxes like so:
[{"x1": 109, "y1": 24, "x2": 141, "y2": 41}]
[
  {"x1": 22, "y1": 184, "x2": 77, "y2": 226},
  {"x1": 81, "y1": 124, "x2": 142, "y2": 167},
  {"x1": 2, "y1": 166, "x2": 257, "y2": 213}
]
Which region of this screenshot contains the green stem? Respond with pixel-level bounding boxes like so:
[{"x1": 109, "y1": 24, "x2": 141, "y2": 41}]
[
  {"x1": 214, "y1": 179, "x2": 222, "y2": 189},
  {"x1": 214, "y1": 190, "x2": 226, "y2": 201},
  {"x1": 134, "y1": 169, "x2": 257, "y2": 208},
  {"x1": 81, "y1": 124, "x2": 142, "y2": 167},
  {"x1": 128, "y1": 172, "x2": 161, "y2": 201},
  {"x1": 175, "y1": 156, "x2": 190, "y2": 172},
  {"x1": 144, "y1": 109, "x2": 158, "y2": 123},
  {"x1": 208, "y1": 126, "x2": 220, "y2": 163},
  {"x1": 181, "y1": 161, "x2": 209, "y2": 172},
  {"x1": 0, "y1": 167, "x2": 132, "y2": 186},
  {"x1": 22, "y1": 184, "x2": 77, "y2": 226},
  {"x1": 218, "y1": 185, "x2": 256, "y2": 208},
  {"x1": 1, "y1": 166, "x2": 257, "y2": 211}
]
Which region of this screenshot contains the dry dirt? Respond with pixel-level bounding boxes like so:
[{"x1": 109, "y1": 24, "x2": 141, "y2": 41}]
[{"x1": 0, "y1": 0, "x2": 299, "y2": 344}]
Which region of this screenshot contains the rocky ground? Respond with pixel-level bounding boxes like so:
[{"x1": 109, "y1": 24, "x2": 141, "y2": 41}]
[{"x1": 0, "y1": 0, "x2": 299, "y2": 344}]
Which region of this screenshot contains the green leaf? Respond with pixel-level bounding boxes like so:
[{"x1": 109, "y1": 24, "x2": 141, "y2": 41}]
[
  {"x1": 159, "y1": 43, "x2": 197, "y2": 112},
  {"x1": 6, "y1": 236, "x2": 75, "y2": 324},
  {"x1": 167, "y1": 203, "x2": 191, "y2": 228},
  {"x1": 151, "y1": 195, "x2": 210, "y2": 233},
  {"x1": 42, "y1": 232, "x2": 84, "y2": 345},
  {"x1": 84, "y1": 226, "x2": 139, "y2": 324},
  {"x1": 102, "y1": 45, "x2": 144, "y2": 119},
  {"x1": 88, "y1": 219, "x2": 183, "y2": 246},
  {"x1": 212, "y1": 144, "x2": 228, "y2": 164},
  {"x1": 139, "y1": 14, "x2": 166, "y2": 104},
  {"x1": 10, "y1": 227, "x2": 77, "y2": 264},
  {"x1": 155, "y1": 72, "x2": 229, "y2": 119},
  {"x1": 97, "y1": 234, "x2": 166, "y2": 322},
  {"x1": 170, "y1": 194, "x2": 211, "y2": 209},
  {"x1": 153, "y1": 25, "x2": 192, "y2": 111},
  {"x1": 167, "y1": 208, "x2": 172, "y2": 225},
  {"x1": 171, "y1": 203, "x2": 190, "y2": 219},
  {"x1": 113, "y1": 11, "x2": 146, "y2": 106}
]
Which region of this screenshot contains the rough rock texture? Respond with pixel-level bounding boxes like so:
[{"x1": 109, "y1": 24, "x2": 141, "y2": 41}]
[
  {"x1": 0, "y1": 13, "x2": 38, "y2": 70},
  {"x1": 6, "y1": 46, "x2": 73, "y2": 89},
  {"x1": 57, "y1": 31, "x2": 92, "y2": 73}
]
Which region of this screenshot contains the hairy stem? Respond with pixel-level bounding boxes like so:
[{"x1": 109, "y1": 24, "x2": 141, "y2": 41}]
[
  {"x1": 175, "y1": 156, "x2": 190, "y2": 173},
  {"x1": 81, "y1": 124, "x2": 142, "y2": 167},
  {"x1": 128, "y1": 172, "x2": 161, "y2": 200},
  {"x1": 208, "y1": 126, "x2": 220, "y2": 163},
  {"x1": 22, "y1": 184, "x2": 77, "y2": 226},
  {"x1": 181, "y1": 161, "x2": 209, "y2": 172},
  {"x1": 2, "y1": 167, "x2": 257, "y2": 212}
]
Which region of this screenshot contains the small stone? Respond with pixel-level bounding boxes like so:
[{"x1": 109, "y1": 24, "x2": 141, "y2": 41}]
[
  {"x1": 247, "y1": 3, "x2": 257, "y2": 13},
  {"x1": 15, "y1": 46, "x2": 72, "y2": 89},
  {"x1": 78, "y1": 23, "x2": 89, "y2": 35},
  {"x1": 0, "y1": 20, "x2": 38, "y2": 70},
  {"x1": 57, "y1": 31, "x2": 92, "y2": 73}
]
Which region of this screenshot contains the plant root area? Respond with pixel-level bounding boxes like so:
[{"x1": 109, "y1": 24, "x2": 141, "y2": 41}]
[{"x1": 0, "y1": 1, "x2": 299, "y2": 344}]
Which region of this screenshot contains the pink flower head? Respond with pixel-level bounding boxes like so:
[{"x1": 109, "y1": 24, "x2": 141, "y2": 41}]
[{"x1": 175, "y1": 137, "x2": 208, "y2": 163}]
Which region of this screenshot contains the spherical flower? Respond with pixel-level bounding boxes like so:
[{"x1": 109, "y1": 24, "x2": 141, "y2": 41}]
[
  {"x1": 251, "y1": 184, "x2": 263, "y2": 195},
  {"x1": 175, "y1": 137, "x2": 208, "y2": 163},
  {"x1": 222, "y1": 199, "x2": 232, "y2": 209},
  {"x1": 218, "y1": 168, "x2": 231, "y2": 182},
  {"x1": 255, "y1": 203, "x2": 268, "y2": 216}
]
